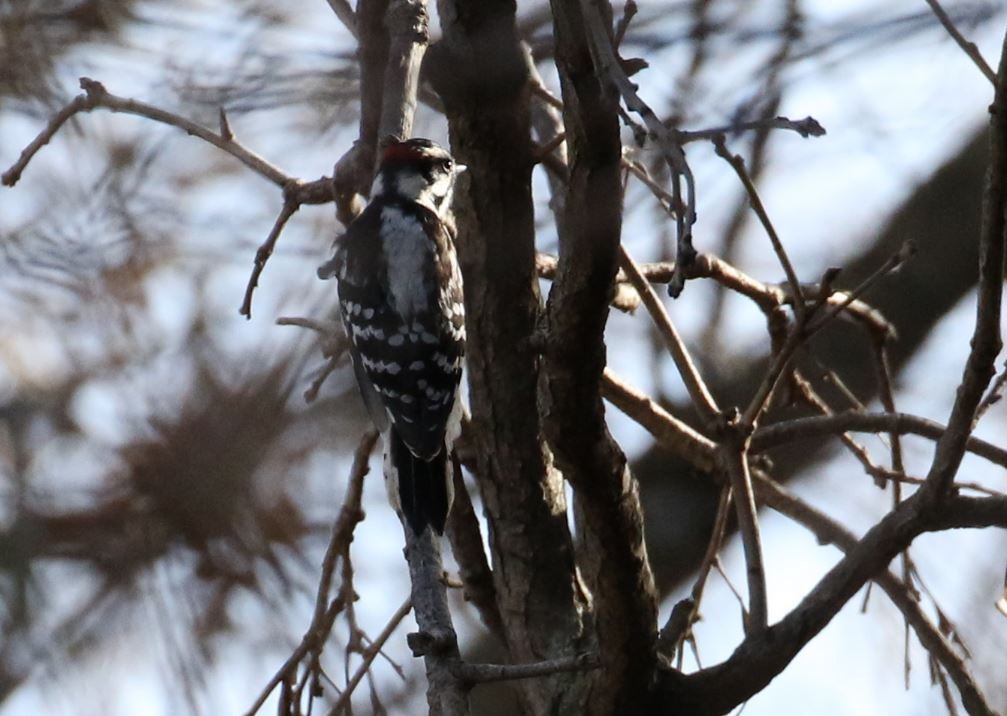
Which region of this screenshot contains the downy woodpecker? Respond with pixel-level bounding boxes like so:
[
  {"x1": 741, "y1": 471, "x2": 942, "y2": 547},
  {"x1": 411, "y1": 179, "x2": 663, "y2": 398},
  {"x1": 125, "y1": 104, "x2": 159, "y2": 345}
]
[{"x1": 318, "y1": 138, "x2": 466, "y2": 535}]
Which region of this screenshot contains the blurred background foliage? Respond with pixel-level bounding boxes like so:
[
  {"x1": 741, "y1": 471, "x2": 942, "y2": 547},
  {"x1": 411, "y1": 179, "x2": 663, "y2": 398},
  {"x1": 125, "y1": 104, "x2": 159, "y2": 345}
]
[{"x1": 1, "y1": 0, "x2": 1006, "y2": 714}]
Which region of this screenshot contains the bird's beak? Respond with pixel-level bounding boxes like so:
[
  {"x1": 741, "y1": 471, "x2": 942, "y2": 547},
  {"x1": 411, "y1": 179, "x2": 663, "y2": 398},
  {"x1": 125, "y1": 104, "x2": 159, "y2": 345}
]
[{"x1": 455, "y1": 164, "x2": 468, "y2": 174}]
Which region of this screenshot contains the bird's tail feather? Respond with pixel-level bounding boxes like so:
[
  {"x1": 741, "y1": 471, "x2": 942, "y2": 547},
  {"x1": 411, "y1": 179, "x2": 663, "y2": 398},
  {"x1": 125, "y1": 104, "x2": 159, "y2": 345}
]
[{"x1": 390, "y1": 430, "x2": 450, "y2": 535}]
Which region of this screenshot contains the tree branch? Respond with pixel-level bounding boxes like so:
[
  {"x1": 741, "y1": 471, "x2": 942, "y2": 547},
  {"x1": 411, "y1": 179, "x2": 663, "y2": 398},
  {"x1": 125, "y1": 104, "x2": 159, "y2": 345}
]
[
  {"x1": 325, "y1": 0, "x2": 359, "y2": 39},
  {"x1": 444, "y1": 458, "x2": 504, "y2": 641},
  {"x1": 246, "y1": 431, "x2": 378, "y2": 716},
  {"x1": 756, "y1": 477, "x2": 995, "y2": 715},
  {"x1": 923, "y1": 28, "x2": 1007, "y2": 498},
  {"x1": 601, "y1": 368, "x2": 716, "y2": 471},
  {"x1": 380, "y1": 0, "x2": 429, "y2": 142},
  {"x1": 675, "y1": 115, "x2": 825, "y2": 144},
  {"x1": 402, "y1": 526, "x2": 467, "y2": 715},
  {"x1": 328, "y1": 597, "x2": 412, "y2": 715},
  {"x1": 923, "y1": 0, "x2": 997, "y2": 84},
  {"x1": 718, "y1": 425, "x2": 768, "y2": 633},
  {"x1": 712, "y1": 134, "x2": 806, "y2": 318},
  {"x1": 454, "y1": 653, "x2": 599, "y2": 685},
  {"x1": 617, "y1": 246, "x2": 720, "y2": 426},
  {"x1": 751, "y1": 411, "x2": 1007, "y2": 470},
  {"x1": 240, "y1": 199, "x2": 299, "y2": 318},
  {"x1": 2, "y1": 77, "x2": 332, "y2": 203},
  {"x1": 426, "y1": 2, "x2": 589, "y2": 712},
  {"x1": 577, "y1": 0, "x2": 697, "y2": 295},
  {"x1": 658, "y1": 488, "x2": 1005, "y2": 715},
  {"x1": 542, "y1": 1, "x2": 658, "y2": 713}
]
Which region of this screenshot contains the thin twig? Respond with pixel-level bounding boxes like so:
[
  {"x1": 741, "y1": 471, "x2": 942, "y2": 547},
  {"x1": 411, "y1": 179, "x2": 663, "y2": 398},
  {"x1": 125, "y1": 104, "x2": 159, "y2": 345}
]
[
  {"x1": 601, "y1": 368, "x2": 717, "y2": 471},
  {"x1": 871, "y1": 337, "x2": 914, "y2": 686},
  {"x1": 712, "y1": 134, "x2": 805, "y2": 319},
  {"x1": 326, "y1": 0, "x2": 359, "y2": 39},
  {"x1": 612, "y1": 0, "x2": 637, "y2": 48},
  {"x1": 246, "y1": 431, "x2": 379, "y2": 716},
  {"x1": 922, "y1": 27, "x2": 1007, "y2": 499},
  {"x1": 617, "y1": 246, "x2": 720, "y2": 426},
  {"x1": 328, "y1": 597, "x2": 413, "y2": 715},
  {"x1": 790, "y1": 371, "x2": 887, "y2": 485},
  {"x1": 2, "y1": 77, "x2": 335, "y2": 319},
  {"x1": 241, "y1": 200, "x2": 298, "y2": 318},
  {"x1": 3, "y1": 78, "x2": 331, "y2": 200},
  {"x1": 532, "y1": 132, "x2": 568, "y2": 163},
  {"x1": 712, "y1": 557, "x2": 748, "y2": 620},
  {"x1": 304, "y1": 356, "x2": 344, "y2": 403},
  {"x1": 658, "y1": 485, "x2": 732, "y2": 654},
  {"x1": 740, "y1": 243, "x2": 911, "y2": 428},
  {"x1": 578, "y1": 0, "x2": 698, "y2": 296},
  {"x1": 276, "y1": 316, "x2": 349, "y2": 401},
  {"x1": 453, "y1": 653, "x2": 600, "y2": 685},
  {"x1": 540, "y1": 251, "x2": 894, "y2": 336},
  {"x1": 718, "y1": 425, "x2": 768, "y2": 633},
  {"x1": 803, "y1": 241, "x2": 915, "y2": 337},
  {"x1": 751, "y1": 411, "x2": 1007, "y2": 469},
  {"x1": 676, "y1": 115, "x2": 825, "y2": 144},
  {"x1": 741, "y1": 326, "x2": 803, "y2": 428},
  {"x1": 868, "y1": 467, "x2": 1002, "y2": 498},
  {"x1": 755, "y1": 476, "x2": 995, "y2": 715},
  {"x1": 923, "y1": 0, "x2": 997, "y2": 84}
]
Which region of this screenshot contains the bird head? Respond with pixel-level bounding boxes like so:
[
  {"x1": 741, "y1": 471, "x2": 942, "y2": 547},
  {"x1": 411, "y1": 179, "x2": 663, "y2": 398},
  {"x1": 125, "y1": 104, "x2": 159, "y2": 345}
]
[{"x1": 372, "y1": 138, "x2": 465, "y2": 215}]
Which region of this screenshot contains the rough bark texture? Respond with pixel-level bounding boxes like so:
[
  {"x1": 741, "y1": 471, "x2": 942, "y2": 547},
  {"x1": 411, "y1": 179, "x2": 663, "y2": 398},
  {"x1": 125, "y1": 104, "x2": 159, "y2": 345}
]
[
  {"x1": 425, "y1": 2, "x2": 588, "y2": 713},
  {"x1": 542, "y1": 1, "x2": 659, "y2": 713}
]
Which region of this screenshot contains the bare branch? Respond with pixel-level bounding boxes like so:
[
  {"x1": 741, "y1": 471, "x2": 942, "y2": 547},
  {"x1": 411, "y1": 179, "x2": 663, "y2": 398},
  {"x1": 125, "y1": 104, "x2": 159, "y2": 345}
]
[
  {"x1": 756, "y1": 477, "x2": 995, "y2": 715},
  {"x1": 976, "y1": 361, "x2": 1007, "y2": 422},
  {"x1": 718, "y1": 425, "x2": 768, "y2": 633},
  {"x1": 751, "y1": 411, "x2": 1007, "y2": 469},
  {"x1": 659, "y1": 488, "x2": 1006, "y2": 715},
  {"x1": 712, "y1": 135, "x2": 805, "y2": 319},
  {"x1": 543, "y1": 251, "x2": 893, "y2": 336},
  {"x1": 544, "y1": 3, "x2": 658, "y2": 712},
  {"x1": 246, "y1": 431, "x2": 378, "y2": 716},
  {"x1": 380, "y1": 0, "x2": 429, "y2": 142},
  {"x1": 923, "y1": 0, "x2": 997, "y2": 84},
  {"x1": 923, "y1": 29, "x2": 1007, "y2": 498},
  {"x1": 2, "y1": 77, "x2": 338, "y2": 320},
  {"x1": 577, "y1": 0, "x2": 697, "y2": 296},
  {"x1": 325, "y1": 0, "x2": 359, "y2": 39},
  {"x1": 328, "y1": 597, "x2": 413, "y2": 715},
  {"x1": 803, "y1": 241, "x2": 915, "y2": 337},
  {"x1": 454, "y1": 653, "x2": 600, "y2": 685},
  {"x1": 601, "y1": 368, "x2": 716, "y2": 471},
  {"x1": 241, "y1": 200, "x2": 298, "y2": 319},
  {"x1": 676, "y1": 116, "x2": 826, "y2": 144},
  {"x1": 618, "y1": 246, "x2": 720, "y2": 426},
  {"x1": 612, "y1": 0, "x2": 637, "y2": 49},
  {"x1": 3, "y1": 78, "x2": 331, "y2": 201},
  {"x1": 444, "y1": 458, "x2": 504, "y2": 640},
  {"x1": 402, "y1": 526, "x2": 467, "y2": 715},
  {"x1": 658, "y1": 486, "x2": 732, "y2": 656}
]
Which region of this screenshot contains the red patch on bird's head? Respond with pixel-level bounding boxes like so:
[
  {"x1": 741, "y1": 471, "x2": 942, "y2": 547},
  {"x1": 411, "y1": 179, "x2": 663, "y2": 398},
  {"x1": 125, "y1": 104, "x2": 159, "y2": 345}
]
[{"x1": 381, "y1": 140, "x2": 431, "y2": 166}]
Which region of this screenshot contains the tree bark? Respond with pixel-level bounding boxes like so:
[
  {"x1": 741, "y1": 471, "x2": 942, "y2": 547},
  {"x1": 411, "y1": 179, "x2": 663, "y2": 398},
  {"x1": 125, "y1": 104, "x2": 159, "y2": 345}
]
[{"x1": 426, "y1": 2, "x2": 589, "y2": 712}]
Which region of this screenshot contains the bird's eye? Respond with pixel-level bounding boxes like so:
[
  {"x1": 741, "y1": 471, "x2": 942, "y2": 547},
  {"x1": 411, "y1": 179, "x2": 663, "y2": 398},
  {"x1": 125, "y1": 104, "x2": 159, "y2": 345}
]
[{"x1": 442, "y1": 158, "x2": 453, "y2": 171}]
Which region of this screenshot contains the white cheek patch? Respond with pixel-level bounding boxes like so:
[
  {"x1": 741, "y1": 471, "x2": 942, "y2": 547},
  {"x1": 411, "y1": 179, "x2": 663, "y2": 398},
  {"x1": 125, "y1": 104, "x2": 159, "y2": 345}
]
[{"x1": 392, "y1": 172, "x2": 454, "y2": 212}]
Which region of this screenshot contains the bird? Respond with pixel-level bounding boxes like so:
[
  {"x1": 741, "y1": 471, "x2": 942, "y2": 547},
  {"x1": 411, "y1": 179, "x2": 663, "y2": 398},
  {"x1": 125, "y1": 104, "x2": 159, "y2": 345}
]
[{"x1": 317, "y1": 138, "x2": 466, "y2": 535}]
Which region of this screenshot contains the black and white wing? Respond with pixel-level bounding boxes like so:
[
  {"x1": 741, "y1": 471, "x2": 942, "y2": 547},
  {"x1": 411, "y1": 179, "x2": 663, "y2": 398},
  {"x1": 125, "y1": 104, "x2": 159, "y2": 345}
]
[{"x1": 320, "y1": 200, "x2": 465, "y2": 460}]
